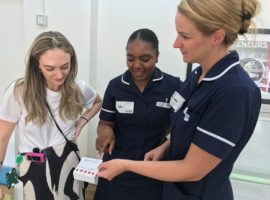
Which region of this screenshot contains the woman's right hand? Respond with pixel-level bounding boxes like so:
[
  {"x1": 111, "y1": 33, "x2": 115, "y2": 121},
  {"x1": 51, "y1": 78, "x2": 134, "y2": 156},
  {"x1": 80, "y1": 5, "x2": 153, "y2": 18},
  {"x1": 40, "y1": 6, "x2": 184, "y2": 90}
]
[{"x1": 96, "y1": 120, "x2": 116, "y2": 156}]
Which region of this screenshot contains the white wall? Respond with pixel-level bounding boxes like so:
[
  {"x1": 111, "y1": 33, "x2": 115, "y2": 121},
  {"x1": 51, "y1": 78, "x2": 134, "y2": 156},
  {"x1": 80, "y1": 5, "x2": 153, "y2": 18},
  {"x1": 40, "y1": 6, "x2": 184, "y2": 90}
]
[
  {"x1": 0, "y1": 0, "x2": 24, "y2": 96},
  {"x1": 254, "y1": 0, "x2": 270, "y2": 28},
  {"x1": 95, "y1": 0, "x2": 186, "y2": 96},
  {"x1": 0, "y1": 0, "x2": 24, "y2": 167}
]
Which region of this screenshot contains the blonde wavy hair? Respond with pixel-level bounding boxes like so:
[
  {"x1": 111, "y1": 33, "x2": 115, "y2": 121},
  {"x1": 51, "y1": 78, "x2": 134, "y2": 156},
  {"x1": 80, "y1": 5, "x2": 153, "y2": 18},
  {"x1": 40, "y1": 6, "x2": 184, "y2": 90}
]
[
  {"x1": 14, "y1": 31, "x2": 84, "y2": 125},
  {"x1": 177, "y1": 0, "x2": 260, "y2": 46}
]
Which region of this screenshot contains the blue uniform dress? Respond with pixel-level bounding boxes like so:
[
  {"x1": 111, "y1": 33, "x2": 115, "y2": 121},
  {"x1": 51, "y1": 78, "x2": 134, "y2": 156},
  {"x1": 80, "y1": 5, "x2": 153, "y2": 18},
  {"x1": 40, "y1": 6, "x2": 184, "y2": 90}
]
[
  {"x1": 163, "y1": 51, "x2": 261, "y2": 200},
  {"x1": 94, "y1": 67, "x2": 181, "y2": 200}
]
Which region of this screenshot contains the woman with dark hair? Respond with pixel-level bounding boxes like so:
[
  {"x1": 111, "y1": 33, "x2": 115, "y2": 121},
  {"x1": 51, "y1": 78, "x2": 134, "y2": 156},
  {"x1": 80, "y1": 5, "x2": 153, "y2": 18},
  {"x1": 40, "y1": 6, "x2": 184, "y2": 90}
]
[{"x1": 94, "y1": 28, "x2": 181, "y2": 200}]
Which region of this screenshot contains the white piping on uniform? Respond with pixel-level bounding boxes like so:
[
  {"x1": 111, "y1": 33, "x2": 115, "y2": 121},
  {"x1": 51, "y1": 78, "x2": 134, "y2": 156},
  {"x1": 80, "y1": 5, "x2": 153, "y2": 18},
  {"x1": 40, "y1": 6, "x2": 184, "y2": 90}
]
[
  {"x1": 121, "y1": 75, "x2": 130, "y2": 85},
  {"x1": 101, "y1": 108, "x2": 115, "y2": 113},
  {"x1": 152, "y1": 73, "x2": 164, "y2": 82},
  {"x1": 197, "y1": 126, "x2": 235, "y2": 147},
  {"x1": 121, "y1": 72, "x2": 163, "y2": 83},
  {"x1": 203, "y1": 61, "x2": 240, "y2": 81}
]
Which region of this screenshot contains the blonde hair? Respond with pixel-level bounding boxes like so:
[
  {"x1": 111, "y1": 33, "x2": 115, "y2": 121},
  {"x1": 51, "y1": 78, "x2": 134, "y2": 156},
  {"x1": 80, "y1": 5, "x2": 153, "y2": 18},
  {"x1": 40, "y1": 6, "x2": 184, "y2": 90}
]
[
  {"x1": 177, "y1": 0, "x2": 260, "y2": 46},
  {"x1": 14, "y1": 31, "x2": 84, "y2": 125}
]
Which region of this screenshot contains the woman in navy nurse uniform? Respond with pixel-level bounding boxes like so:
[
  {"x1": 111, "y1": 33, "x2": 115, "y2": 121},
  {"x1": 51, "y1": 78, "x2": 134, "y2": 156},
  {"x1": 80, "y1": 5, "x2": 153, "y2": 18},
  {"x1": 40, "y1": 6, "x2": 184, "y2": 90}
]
[
  {"x1": 94, "y1": 28, "x2": 181, "y2": 200},
  {"x1": 97, "y1": 0, "x2": 261, "y2": 200}
]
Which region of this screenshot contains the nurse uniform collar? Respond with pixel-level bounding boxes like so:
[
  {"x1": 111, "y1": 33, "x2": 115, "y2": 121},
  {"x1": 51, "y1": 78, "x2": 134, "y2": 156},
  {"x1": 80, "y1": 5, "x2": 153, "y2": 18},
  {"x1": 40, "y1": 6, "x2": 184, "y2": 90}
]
[
  {"x1": 197, "y1": 51, "x2": 241, "y2": 82},
  {"x1": 121, "y1": 67, "x2": 164, "y2": 85},
  {"x1": 203, "y1": 61, "x2": 240, "y2": 81}
]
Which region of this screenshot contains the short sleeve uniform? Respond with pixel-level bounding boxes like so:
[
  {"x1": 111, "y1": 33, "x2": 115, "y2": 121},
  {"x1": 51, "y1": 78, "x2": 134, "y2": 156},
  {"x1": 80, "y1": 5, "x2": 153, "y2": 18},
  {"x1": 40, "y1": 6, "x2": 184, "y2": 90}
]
[
  {"x1": 94, "y1": 67, "x2": 181, "y2": 200},
  {"x1": 0, "y1": 81, "x2": 97, "y2": 153},
  {"x1": 163, "y1": 51, "x2": 261, "y2": 200}
]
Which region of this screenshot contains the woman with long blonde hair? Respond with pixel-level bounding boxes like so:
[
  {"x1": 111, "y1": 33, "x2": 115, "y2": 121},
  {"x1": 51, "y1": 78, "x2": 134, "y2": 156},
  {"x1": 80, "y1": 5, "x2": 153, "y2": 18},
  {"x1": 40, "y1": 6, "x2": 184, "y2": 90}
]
[{"x1": 0, "y1": 31, "x2": 102, "y2": 199}]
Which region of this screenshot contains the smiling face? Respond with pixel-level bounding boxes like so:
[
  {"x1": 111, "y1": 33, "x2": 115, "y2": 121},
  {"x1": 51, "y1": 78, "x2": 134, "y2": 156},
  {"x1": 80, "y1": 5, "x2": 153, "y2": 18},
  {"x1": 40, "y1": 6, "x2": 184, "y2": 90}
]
[
  {"x1": 39, "y1": 48, "x2": 71, "y2": 91},
  {"x1": 126, "y1": 39, "x2": 158, "y2": 85},
  {"x1": 173, "y1": 12, "x2": 214, "y2": 65}
]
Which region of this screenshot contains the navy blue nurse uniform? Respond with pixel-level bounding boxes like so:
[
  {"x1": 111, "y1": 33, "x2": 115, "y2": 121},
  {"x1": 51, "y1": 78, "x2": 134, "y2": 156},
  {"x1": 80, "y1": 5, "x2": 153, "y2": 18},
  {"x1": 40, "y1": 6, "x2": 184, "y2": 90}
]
[
  {"x1": 94, "y1": 67, "x2": 181, "y2": 200},
  {"x1": 163, "y1": 51, "x2": 261, "y2": 200}
]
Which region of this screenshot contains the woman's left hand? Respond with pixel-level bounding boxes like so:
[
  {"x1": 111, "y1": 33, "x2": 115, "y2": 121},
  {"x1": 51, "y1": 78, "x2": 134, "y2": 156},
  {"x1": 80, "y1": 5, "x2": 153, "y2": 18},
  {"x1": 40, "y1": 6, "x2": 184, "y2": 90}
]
[{"x1": 144, "y1": 139, "x2": 170, "y2": 161}]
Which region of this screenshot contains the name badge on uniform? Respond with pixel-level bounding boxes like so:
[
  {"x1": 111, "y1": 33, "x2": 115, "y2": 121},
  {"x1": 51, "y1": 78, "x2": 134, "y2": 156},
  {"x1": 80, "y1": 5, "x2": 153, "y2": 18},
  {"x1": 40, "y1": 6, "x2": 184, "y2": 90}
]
[
  {"x1": 116, "y1": 101, "x2": 134, "y2": 114},
  {"x1": 170, "y1": 91, "x2": 185, "y2": 112},
  {"x1": 156, "y1": 102, "x2": 171, "y2": 109}
]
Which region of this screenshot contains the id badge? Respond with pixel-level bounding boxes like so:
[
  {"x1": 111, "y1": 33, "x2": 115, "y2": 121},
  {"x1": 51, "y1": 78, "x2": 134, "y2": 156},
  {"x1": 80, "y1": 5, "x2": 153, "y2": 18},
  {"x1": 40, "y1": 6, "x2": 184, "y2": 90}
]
[
  {"x1": 156, "y1": 102, "x2": 171, "y2": 109},
  {"x1": 170, "y1": 91, "x2": 185, "y2": 112},
  {"x1": 116, "y1": 101, "x2": 134, "y2": 114}
]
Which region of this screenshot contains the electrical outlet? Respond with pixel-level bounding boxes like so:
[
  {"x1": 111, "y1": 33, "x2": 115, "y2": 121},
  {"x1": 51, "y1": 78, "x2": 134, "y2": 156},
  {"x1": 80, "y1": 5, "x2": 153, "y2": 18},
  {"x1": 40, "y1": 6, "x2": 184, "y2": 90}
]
[{"x1": 36, "y1": 15, "x2": 48, "y2": 26}]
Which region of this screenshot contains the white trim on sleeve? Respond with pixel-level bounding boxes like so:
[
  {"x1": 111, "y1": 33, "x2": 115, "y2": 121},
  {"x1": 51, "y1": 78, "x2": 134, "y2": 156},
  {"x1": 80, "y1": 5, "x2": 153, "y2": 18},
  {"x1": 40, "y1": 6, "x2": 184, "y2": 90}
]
[
  {"x1": 101, "y1": 108, "x2": 115, "y2": 113},
  {"x1": 197, "y1": 126, "x2": 235, "y2": 147}
]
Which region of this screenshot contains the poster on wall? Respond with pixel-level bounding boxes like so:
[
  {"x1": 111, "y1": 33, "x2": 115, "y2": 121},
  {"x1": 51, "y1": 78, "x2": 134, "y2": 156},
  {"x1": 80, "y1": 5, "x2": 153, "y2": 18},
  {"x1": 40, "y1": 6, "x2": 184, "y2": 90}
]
[{"x1": 232, "y1": 28, "x2": 270, "y2": 114}]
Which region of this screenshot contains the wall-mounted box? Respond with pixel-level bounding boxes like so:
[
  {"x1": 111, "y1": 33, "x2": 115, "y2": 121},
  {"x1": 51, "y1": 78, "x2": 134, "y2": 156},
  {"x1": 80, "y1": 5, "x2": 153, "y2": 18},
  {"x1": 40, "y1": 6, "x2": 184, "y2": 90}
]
[{"x1": 36, "y1": 14, "x2": 48, "y2": 26}]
